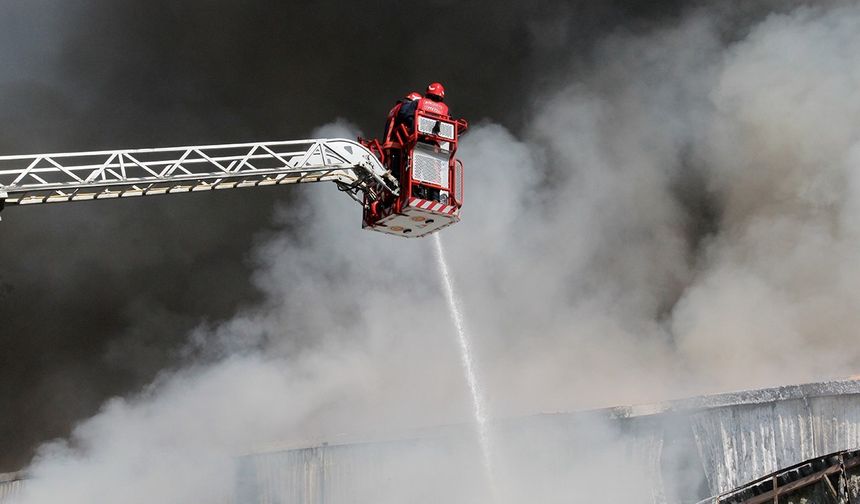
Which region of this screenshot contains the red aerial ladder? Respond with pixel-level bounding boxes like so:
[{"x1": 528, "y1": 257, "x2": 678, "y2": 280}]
[{"x1": 0, "y1": 111, "x2": 468, "y2": 238}]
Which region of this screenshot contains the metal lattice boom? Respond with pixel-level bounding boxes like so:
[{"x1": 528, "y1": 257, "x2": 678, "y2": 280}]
[{"x1": 0, "y1": 138, "x2": 398, "y2": 208}]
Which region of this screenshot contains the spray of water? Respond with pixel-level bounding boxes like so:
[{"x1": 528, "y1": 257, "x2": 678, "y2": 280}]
[{"x1": 433, "y1": 233, "x2": 498, "y2": 501}]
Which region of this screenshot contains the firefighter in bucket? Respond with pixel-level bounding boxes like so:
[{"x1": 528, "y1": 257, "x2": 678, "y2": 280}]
[{"x1": 362, "y1": 82, "x2": 468, "y2": 238}]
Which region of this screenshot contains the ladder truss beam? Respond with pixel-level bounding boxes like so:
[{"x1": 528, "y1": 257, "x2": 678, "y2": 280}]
[{"x1": 0, "y1": 139, "x2": 397, "y2": 206}]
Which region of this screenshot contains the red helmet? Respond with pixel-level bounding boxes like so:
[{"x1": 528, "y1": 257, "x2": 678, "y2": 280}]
[
  {"x1": 405, "y1": 91, "x2": 422, "y2": 101},
  {"x1": 426, "y1": 82, "x2": 445, "y2": 101}
]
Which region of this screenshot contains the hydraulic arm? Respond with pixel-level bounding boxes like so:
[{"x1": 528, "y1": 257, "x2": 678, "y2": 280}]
[
  {"x1": 0, "y1": 138, "x2": 398, "y2": 212},
  {"x1": 0, "y1": 108, "x2": 467, "y2": 237}
]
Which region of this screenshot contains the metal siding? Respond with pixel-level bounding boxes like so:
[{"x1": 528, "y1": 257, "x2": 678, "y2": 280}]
[
  {"x1": 811, "y1": 395, "x2": 860, "y2": 455},
  {"x1": 237, "y1": 436, "x2": 488, "y2": 504},
  {"x1": 772, "y1": 398, "x2": 814, "y2": 469},
  {"x1": 8, "y1": 382, "x2": 860, "y2": 504},
  {"x1": 0, "y1": 479, "x2": 23, "y2": 504},
  {"x1": 689, "y1": 393, "x2": 860, "y2": 496},
  {"x1": 237, "y1": 414, "x2": 667, "y2": 504},
  {"x1": 690, "y1": 401, "x2": 809, "y2": 494}
]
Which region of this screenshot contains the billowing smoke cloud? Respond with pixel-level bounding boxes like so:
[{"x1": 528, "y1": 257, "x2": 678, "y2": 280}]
[
  {"x1": 9, "y1": 1, "x2": 860, "y2": 503},
  {"x1": 672, "y1": 3, "x2": 860, "y2": 388},
  {"x1": 0, "y1": 0, "x2": 693, "y2": 469}
]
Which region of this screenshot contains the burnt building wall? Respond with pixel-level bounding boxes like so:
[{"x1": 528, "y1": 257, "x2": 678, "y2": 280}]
[{"x1": 4, "y1": 380, "x2": 860, "y2": 503}]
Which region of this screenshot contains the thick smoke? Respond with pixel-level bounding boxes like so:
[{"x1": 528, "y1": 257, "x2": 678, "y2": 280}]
[
  {"x1": 0, "y1": 0, "x2": 693, "y2": 469},
  {"x1": 672, "y1": 4, "x2": 860, "y2": 388},
  {"x1": 9, "y1": 1, "x2": 860, "y2": 502}
]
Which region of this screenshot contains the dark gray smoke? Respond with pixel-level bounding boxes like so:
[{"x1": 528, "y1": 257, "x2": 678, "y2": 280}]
[
  {"x1": 6, "y1": 1, "x2": 860, "y2": 502},
  {"x1": 0, "y1": 0, "x2": 703, "y2": 471}
]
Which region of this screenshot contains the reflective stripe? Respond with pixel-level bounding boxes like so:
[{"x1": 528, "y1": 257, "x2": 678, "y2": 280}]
[{"x1": 407, "y1": 197, "x2": 458, "y2": 215}]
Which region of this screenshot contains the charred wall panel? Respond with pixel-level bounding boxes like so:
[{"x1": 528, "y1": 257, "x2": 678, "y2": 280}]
[
  {"x1": 0, "y1": 475, "x2": 23, "y2": 504},
  {"x1": 688, "y1": 386, "x2": 860, "y2": 496}
]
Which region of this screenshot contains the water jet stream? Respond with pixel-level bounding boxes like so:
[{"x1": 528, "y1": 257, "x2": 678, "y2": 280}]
[{"x1": 433, "y1": 234, "x2": 498, "y2": 502}]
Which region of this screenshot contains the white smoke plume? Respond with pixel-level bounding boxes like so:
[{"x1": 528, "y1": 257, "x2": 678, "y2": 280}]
[{"x1": 15, "y1": 2, "x2": 860, "y2": 503}]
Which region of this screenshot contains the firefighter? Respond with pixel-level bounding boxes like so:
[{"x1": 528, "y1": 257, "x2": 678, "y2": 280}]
[
  {"x1": 383, "y1": 91, "x2": 422, "y2": 184},
  {"x1": 394, "y1": 91, "x2": 422, "y2": 136},
  {"x1": 417, "y1": 82, "x2": 449, "y2": 117},
  {"x1": 383, "y1": 91, "x2": 422, "y2": 143}
]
